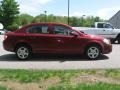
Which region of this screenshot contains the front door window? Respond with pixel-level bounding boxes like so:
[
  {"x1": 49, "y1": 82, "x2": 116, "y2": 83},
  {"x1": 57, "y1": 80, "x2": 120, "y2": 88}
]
[{"x1": 53, "y1": 25, "x2": 71, "y2": 36}]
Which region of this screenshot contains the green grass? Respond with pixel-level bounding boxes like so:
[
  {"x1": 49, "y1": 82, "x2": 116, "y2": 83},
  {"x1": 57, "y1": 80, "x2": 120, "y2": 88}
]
[
  {"x1": 105, "y1": 69, "x2": 120, "y2": 78},
  {"x1": 48, "y1": 83, "x2": 120, "y2": 90},
  {"x1": 0, "y1": 69, "x2": 119, "y2": 83},
  {"x1": 0, "y1": 86, "x2": 7, "y2": 90},
  {"x1": 0, "y1": 69, "x2": 97, "y2": 83},
  {"x1": 0, "y1": 69, "x2": 119, "y2": 90}
]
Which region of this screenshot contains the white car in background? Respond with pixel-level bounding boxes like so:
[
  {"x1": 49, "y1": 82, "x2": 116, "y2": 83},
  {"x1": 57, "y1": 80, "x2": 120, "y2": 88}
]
[
  {"x1": 0, "y1": 23, "x2": 6, "y2": 35},
  {"x1": 73, "y1": 22, "x2": 120, "y2": 43},
  {"x1": 0, "y1": 29, "x2": 6, "y2": 35}
]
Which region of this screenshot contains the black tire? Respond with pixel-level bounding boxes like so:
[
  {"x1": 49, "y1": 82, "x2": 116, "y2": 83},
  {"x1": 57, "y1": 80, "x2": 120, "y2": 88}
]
[
  {"x1": 118, "y1": 38, "x2": 120, "y2": 44},
  {"x1": 85, "y1": 46, "x2": 101, "y2": 60},
  {"x1": 110, "y1": 39, "x2": 115, "y2": 44},
  {"x1": 116, "y1": 34, "x2": 120, "y2": 44},
  {"x1": 15, "y1": 46, "x2": 32, "y2": 60}
]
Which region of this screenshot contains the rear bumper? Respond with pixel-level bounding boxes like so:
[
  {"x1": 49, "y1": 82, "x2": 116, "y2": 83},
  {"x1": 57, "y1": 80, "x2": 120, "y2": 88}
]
[{"x1": 3, "y1": 40, "x2": 14, "y2": 52}]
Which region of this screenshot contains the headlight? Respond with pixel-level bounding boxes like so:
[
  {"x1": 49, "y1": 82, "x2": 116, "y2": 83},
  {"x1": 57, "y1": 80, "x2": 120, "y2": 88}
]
[{"x1": 103, "y1": 39, "x2": 110, "y2": 45}]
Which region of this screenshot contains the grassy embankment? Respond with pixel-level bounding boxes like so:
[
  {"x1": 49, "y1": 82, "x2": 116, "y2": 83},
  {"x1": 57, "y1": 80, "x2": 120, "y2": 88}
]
[{"x1": 0, "y1": 69, "x2": 119, "y2": 90}]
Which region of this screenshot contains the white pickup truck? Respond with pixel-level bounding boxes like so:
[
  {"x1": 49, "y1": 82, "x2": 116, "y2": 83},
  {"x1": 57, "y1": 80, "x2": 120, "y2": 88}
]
[
  {"x1": 0, "y1": 23, "x2": 6, "y2": 35},
  {"x1": 73, "y1": 22, "x2": 120, "y2": 43}
]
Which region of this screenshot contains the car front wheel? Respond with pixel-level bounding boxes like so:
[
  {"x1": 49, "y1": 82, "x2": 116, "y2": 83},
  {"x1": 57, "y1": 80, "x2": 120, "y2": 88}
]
[
  {"x1": 85, "y1": 46, "x2": 101, "y2": 59},
  {"x1": 15, "y1": 46, "x2": 31, "y2": 60}
]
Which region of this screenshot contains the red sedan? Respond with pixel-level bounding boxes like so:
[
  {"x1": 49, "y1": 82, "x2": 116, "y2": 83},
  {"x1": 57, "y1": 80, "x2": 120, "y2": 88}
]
[{"x1": 3, "y1": 23, "x2": 112, "y2": 60}]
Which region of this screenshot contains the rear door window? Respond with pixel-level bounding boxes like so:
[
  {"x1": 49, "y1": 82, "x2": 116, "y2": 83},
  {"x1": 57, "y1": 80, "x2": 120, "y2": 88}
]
[
  {"x1": 27, "y1": 25, "x2": 49, "y2": 34},
  {"x1": 97, "y1": 23, "x2": 104, "y2": 28}
]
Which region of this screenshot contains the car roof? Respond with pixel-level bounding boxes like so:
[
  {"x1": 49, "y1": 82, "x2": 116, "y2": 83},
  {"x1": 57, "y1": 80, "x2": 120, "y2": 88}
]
[
  {"x1": 15, "y1": 22, "x2": 73, "y2": 33},
  {"x1": 26, "y1": 22, "x2": 70, "y2": 27}
]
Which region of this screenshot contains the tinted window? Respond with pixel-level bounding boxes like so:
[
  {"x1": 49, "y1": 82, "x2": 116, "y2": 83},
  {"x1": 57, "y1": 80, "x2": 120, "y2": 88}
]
[
  {"x1": 97, "y1": 23, "x2": 104, "y2": 28},
  {"x1": 104, "y1": 24, "x2": 113, "y2": 29},
  {"x1": 53, "y1": 25, "x2": 71, "y2": 36},
  {"x1": 27, "y1": 25, "x2": 49, "y2": 34}
]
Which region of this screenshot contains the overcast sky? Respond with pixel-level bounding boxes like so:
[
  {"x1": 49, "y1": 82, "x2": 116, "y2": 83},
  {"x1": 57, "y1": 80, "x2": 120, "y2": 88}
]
[{"x1": 11, "y1": 0, "x2": 120, "y2": 20}]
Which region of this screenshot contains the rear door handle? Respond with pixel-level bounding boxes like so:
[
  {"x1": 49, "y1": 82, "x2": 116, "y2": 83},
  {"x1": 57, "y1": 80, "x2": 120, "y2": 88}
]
[
  {"x1": 57, "y1": 39, "x2": 61, "y2": 42},
  {"x1": 56, "y1": 39, "x2": 64, "y2": 43}
]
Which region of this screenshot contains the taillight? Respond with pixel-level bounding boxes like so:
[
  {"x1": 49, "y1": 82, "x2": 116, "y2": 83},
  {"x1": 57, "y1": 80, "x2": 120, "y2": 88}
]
[{"x1": 4, "y1": 34, "x2": 8, "y2": 40}]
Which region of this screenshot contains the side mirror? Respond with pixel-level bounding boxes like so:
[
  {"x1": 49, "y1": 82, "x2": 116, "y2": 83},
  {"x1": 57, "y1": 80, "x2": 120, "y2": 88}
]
[{"x1": 70, "y1": 31, "x2": 79, "y2": 36}]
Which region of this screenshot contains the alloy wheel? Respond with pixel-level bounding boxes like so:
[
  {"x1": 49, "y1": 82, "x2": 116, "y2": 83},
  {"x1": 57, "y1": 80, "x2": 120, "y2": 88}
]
[
  {"x1": 86, "y1": 46, "x2": 100, "y2": 59},
  {"x1": 16, "y1": 46, "x2": 30, "y2": 60}
]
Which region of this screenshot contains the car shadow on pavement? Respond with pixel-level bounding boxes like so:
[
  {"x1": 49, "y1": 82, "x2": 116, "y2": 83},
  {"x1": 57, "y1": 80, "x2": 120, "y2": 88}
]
[{"x1": 0, "y1": 54, "x2": 109, "y2": 62}]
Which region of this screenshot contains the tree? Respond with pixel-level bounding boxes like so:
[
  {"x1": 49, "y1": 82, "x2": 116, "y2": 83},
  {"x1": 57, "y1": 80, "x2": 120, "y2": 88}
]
[
  {"x1": 32, "y1": 14, "x2": 45, "y2": 23},
  {"x1": 70, "y1": 17, "x2": 80, "y2": 26},
  {"x1": 0, "y1": 0, "x2": 19, "y2": 30},
  {"x1": 19, "y1": 14, "x2": 33, "y2": 26}
]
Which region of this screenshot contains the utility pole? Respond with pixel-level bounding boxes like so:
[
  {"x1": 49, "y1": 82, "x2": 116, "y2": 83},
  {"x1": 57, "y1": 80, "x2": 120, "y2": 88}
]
[
  {"x1": 82, "y1": 15, "x2": 86, "y2": 26},
  {"x1": 68, "y1": 0, "x2": 70, "y2": 25},
  {"x1": 44, "y1": 11, "x2": 47, "y2": 22}
]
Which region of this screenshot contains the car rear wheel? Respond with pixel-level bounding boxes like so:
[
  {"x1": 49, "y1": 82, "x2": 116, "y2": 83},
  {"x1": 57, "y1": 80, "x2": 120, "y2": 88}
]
[
  {"x1": 116, "y1": 34, "x2": 120, "y2": 44},
  {"x1": 15, "y1": 46, "x2": 31, "y2": 60},
  {"x1": 85, "y1": 46, "x2": 101, "y2": 59},
  {"x1": 117, "y1": 37, "x2": 120, "y2": 44}
]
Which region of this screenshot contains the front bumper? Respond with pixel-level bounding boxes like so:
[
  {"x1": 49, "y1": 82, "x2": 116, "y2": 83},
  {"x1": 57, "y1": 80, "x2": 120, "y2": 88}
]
[{"x1": 102, "y1": 44, "x2": 112, "y2": 54}]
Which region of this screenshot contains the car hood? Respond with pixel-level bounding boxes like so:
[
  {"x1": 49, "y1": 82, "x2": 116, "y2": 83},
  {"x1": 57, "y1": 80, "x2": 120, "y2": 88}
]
[
  {"x1": 78, "y1": 30, "x2": 104, "y2": 40},
  {"x1": 113, "y1": 29, "x2": 120, "y2": 32}
]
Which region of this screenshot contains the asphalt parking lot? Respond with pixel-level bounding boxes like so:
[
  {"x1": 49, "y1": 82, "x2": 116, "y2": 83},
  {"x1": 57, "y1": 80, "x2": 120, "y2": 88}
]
[{"x1": 0, "y1": 35, "x2": 120, "y2": 70}]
